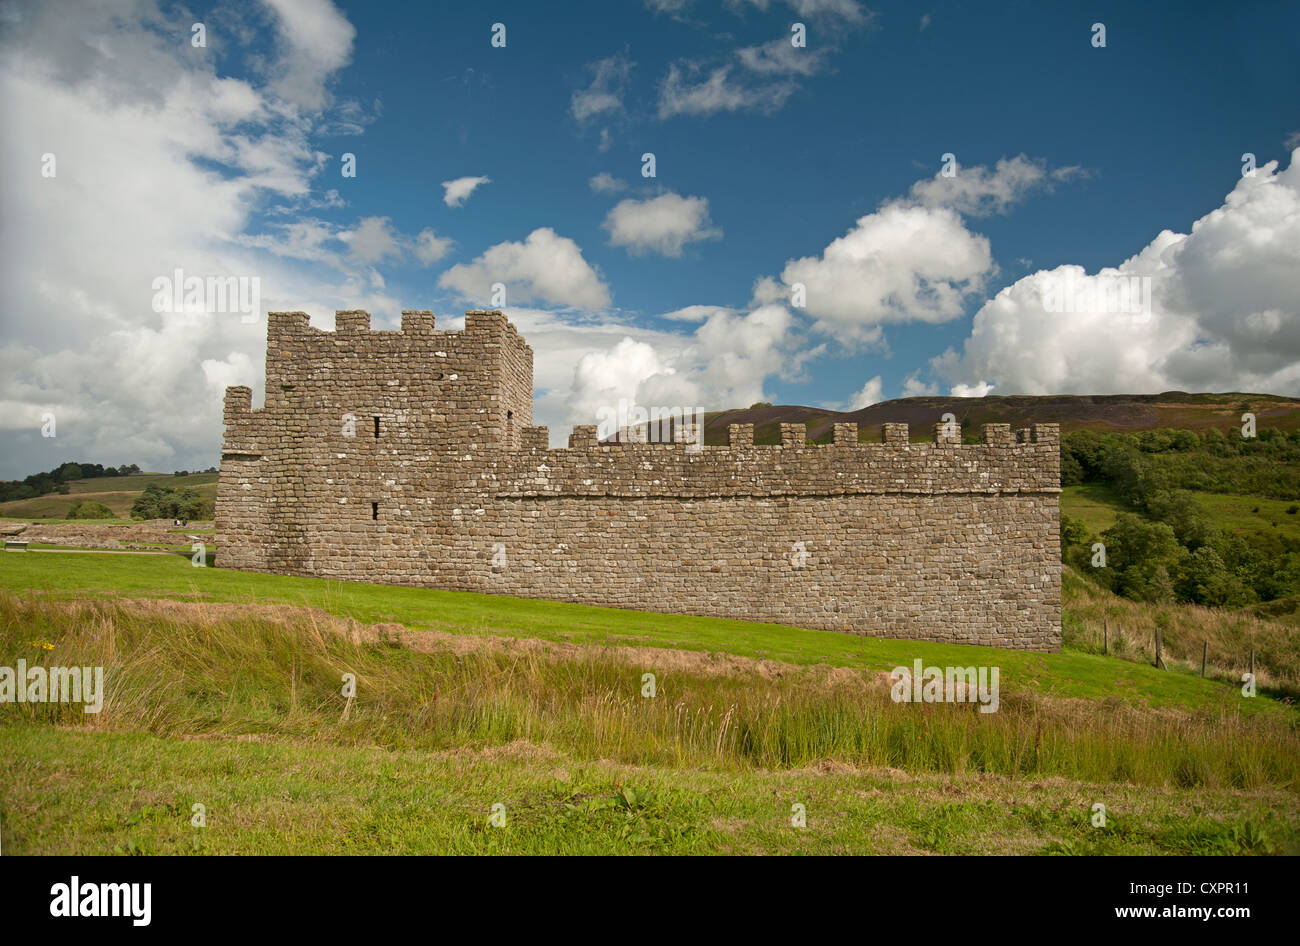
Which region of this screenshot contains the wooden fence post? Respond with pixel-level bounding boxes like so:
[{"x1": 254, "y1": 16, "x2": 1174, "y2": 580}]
[
  {"x1": 1154, "y1": 629, "x2": 1165, "y2": 670},
  {"x1": 1201, "y1": 640, "x2": 1207, "y2": 678},
  {"x1": 1103, "y1": 619, "x2": 1108, "y2": 655}
]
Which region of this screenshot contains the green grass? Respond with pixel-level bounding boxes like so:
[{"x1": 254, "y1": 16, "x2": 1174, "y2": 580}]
[
  {"x1": 10, "y1": 591, "x2": 1295, "y2": 786},
  {"x1": 2, "y1": 726, "x2": 1291, "y2": 855},
  {"x1": 0, "y1": 494, "x2": 119, "y2": 519},
  {"x1": 65, "y1": 472, "x2": 218, "y2": 494},
  {"x1": 24, "y1": 544, "x2": 189, "y2": 552},
  {"x1": 1, "y1": 589, "x2": 1296, "y2": 856},
  {"x1": 1192, "y1": 493, "x2": 1300, "y2": 541},
  {"x1": 2, "y1": 555, "x2": 1296, "y2": 855},
  {"x1": 0, "y1": 551, "x2": 1290, "y2": 718},
  {"x1": 1, "y1": 517, "x2": 129, "y2": 525},
  {"x1": 1061, "y1": 485, "x2": 1126, "y2": 535},
  {"x1": 1062, "y1": 485, "x2": 1300, "y2": 545}
]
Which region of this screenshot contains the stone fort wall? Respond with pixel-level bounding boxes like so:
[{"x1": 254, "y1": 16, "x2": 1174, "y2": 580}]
[{"x1": 218, "y1": 309, "x2": 1062, "y2": 651}]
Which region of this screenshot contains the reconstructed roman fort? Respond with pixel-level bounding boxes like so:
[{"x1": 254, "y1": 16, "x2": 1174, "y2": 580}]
[{"x1": 217, "y1": 309, "x2": 1062, "y2": 651}]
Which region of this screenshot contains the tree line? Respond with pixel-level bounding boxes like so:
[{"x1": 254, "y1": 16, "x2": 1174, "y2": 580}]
[{"x1": 0, "y1": 462, "x2": 143, "y2": 502}]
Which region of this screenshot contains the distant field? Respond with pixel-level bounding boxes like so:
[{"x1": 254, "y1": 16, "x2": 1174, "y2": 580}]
[
  {"x1": 1194, "y1": 493, "x2": 1300, "y2": 539},
  {"x1": 1061, "y1": 485, "x2": 1300, "y2": 544},
  {"x1": 0, "y1": 472, "x2": 217, "y2": 519},
  {"x1": 1060, "y1": 485, "x2": 1125, "y2": 535},
  {"x1": 65, "y1": 472, "x2": 218, "y2": 494}
]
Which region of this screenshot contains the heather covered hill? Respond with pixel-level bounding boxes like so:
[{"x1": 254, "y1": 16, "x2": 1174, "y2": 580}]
[{"x1": 699, "y1": 392, "x2": 1300, "y2": 445}]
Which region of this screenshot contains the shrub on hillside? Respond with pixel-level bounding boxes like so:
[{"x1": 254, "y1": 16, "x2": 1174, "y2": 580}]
[
  {"x1": 1059, "y1": 513, "x2": 1089, "y2": 557},
  {"x1": 67, "y1": 501, "x2": 115, "y2": 520}
]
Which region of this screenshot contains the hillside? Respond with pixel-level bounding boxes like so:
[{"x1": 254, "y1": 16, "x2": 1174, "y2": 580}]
[
  {"x1": 699, "y1": 392, "x2": 1300, "y2": 445},
  {"x1": 0, "y1": 472, "x2": 217, "y2": 520}
]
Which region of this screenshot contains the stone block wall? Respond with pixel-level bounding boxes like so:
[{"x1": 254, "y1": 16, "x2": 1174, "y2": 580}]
[{"x1": 218, "y1": 310, "x2": 1062, "y2": 650}]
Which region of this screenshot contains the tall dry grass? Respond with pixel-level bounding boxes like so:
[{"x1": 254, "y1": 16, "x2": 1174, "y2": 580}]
[
  {"x1": 1063, "y1": 569, "x2": 1300, "y2": 695},
  {"x1": 2, "y1": 591, "x2": 1297, "y2": 791}
]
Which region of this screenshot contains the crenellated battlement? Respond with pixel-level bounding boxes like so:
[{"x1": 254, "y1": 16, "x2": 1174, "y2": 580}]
[
  {"x1": 218, "y1": 308, "x2": 1062, "y2": 651},
  {"x1": 476, "y1": 418, "x2": 1060, "y2": 500},
  {"x1": 537, "y1": 420, "x2": 1058, "y2": 451},
  {"x1": 265, "y1": 308, "x2": 528, "y2": 345},
  {"x1": 490, "y1": 421, "x2": 1061, "y2": 494}
]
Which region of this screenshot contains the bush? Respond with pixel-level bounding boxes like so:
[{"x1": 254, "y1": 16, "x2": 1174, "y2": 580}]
[
  {"x1": 1059, "y1": 514, "x2": 1089, "y2": 557},
  {"x1": 66, "y1": 501, "x2": 115, "y2": 520}
]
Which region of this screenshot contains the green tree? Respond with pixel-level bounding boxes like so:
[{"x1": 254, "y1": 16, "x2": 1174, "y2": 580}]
[
  {"x1": 1060, "y1": 449, "x2": 1084, "y2": 486},
  {"x1": 1059, "y1": 513, "x2": 1088, "y2": 558},
  {"x1": 131, "y1": 484, "x2": 213, "y2": 520},
  {"x1": 1101, "y1": 513, "x2": 1183, "y2": 603},
  {"x1": 1174, "y1": 546, "x2": 1252, "y2": 607},
  {"x1": 1144, "y1": 489, "x2": 1218, "y2": 550}
]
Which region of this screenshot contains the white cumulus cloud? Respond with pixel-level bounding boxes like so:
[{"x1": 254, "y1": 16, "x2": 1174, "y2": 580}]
[
  {"x1": 907, "y1": 154, "x2": 1084, "y2": 218},
  {"x1": 846, "y1": 376, "x2": 883, "y2": 409},
  {"x1": 932, "y1": 150, "x2": 1300, "y2": 397},
  {"x1": 442, "y1": 175, "x2": 490, "y2": 207},
  {"x1": 657, "y1": 62, "x2": 796, "y2": 119},
  {"x1": 589, "y1": 172, "x2": 627, "y2": 193},
  {"x1": 563, "y1": 304, "x2": 802, "y2": 429},
  {"x1": 437, "y1": 228, "x2": 612, "y2": 310},
  {"x1": 0, "y1": 0, "x2": 386, "y2": 478},
  {"x1": 603, "y1": 192, "x2": 722, "y2": 257},
  {"x1": 777, "y1": 202, "x2": 993, "y2": 344}
]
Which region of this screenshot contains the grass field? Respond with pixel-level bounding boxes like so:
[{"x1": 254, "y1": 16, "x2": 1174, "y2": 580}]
[
  {"x1": 1193, "y1": 493, "x2": 1300, "y2": 539},
  {"x1": 65, "y1": 472, "x2": 218, "y2": 494},
  {"x1": 1062, "y1": 485, "x2": 1300, "y2": 544},
  {"x1": 0, "y1": 472, "x2": 217, "y2": 519},
  {"x1": 1060, "y1": 485, "x2": 1125, "y2": 535},
  {"x1": 1, "y1": 552, "x2": 1295, "y2": 855},
  {"x1": 4, "y1": 727, "x2": 1287, "y2": 855}
]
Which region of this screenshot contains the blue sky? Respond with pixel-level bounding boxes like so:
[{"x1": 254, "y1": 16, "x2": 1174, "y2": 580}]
[{"x1": 1, "y1": 0, "x2": 1298, "y2": 477}]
